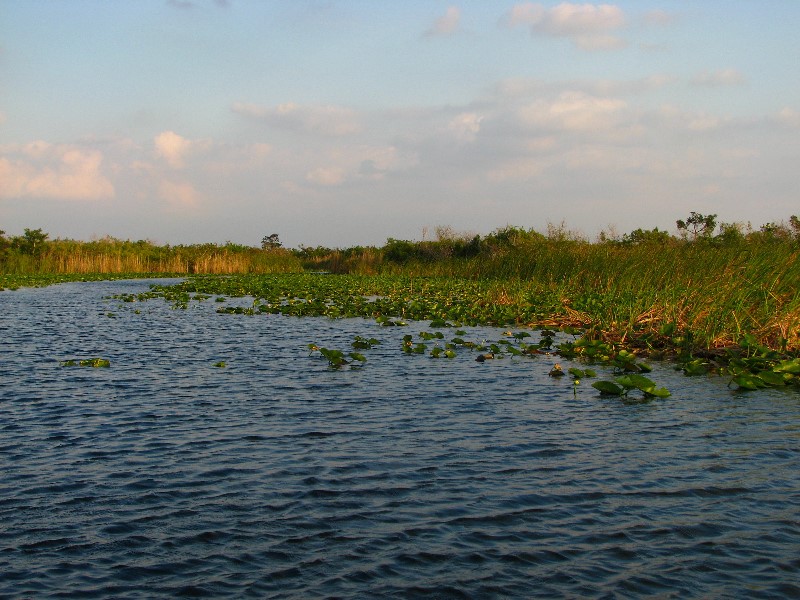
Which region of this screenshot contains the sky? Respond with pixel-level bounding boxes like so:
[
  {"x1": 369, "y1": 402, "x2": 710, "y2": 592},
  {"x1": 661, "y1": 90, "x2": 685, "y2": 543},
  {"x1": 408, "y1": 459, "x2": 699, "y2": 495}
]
[{"x1": 1, "y1": 1, "x2": 799, "y2": 248}]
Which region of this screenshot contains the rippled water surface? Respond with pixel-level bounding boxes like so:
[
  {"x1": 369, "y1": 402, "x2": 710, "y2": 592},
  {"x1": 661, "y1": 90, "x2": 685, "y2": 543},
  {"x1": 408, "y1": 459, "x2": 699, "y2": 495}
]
[{"x1": 1, "y1": 279, "x2": 799, "y2": 598}]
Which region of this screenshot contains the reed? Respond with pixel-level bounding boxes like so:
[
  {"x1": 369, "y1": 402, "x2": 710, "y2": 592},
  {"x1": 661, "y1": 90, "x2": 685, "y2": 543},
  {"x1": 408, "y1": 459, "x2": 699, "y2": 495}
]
[
  {"x1": 375, "y1": 235, "x2": 800, "y2": 352},
  {"x1": 3, "y1": 220, "x2": 798, "y2": 352},
  {"x1": 0, "y1": 236, "x2": 303, "y2": 275}
]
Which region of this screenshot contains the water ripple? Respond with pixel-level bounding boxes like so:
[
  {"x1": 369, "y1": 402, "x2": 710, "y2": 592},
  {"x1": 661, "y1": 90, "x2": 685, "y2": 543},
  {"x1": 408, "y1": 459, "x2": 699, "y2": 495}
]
[{"x1": 1, "y1": 279, "x2": 799, "y2": 598}]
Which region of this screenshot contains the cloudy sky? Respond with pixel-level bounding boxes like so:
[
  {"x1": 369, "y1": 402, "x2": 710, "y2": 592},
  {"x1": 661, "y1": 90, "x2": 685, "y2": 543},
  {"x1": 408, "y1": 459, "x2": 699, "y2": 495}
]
[{"x1": 1, "y1": 1, "x2": 799, "y2": 247}]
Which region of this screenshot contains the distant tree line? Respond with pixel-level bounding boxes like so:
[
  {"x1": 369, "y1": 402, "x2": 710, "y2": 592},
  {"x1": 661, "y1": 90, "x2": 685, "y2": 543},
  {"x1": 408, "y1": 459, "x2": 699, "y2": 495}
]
[
  {"x1": 2, "y1": 213, "x2": 798, "y2": 275},
  {"x1": 0, "y1": 229, "x2": 300, "y2": 274}
]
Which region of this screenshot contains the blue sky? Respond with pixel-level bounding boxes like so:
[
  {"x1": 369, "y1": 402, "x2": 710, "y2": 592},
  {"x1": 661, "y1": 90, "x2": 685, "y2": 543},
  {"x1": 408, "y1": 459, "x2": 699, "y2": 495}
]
[{"x1": 1, "y1": 1, "x2": 799, "y2": 247}]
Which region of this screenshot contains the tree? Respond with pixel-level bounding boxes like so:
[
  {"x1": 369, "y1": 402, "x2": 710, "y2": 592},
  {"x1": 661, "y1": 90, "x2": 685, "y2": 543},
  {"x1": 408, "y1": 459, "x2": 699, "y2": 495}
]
[
  {"x1": 0, "y1": 230, "x2": 8, "y2": 260},
  {"x1": 715, "y1": 222, "x2": 745, "y2": 245},
  {"x1": 676, "y1": 212, "x2": 717, "y2": 241},
  {"x1": 789, "y1": 215, "x2": 800, "y2": 241},
  {"x1": 621, "y1": 227, "x2": 672, "y2": 245},
  {"x1": 261, "y1": 233, "x2": 282, "y2": 250},
  {"x1": 12, "y1": 228, "x2": 49, "y2": 256}
]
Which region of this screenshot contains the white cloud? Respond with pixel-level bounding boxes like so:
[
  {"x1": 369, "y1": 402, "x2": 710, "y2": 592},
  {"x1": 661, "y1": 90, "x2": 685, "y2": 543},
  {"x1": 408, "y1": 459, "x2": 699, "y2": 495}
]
[
  {"x1": 487, "y1": 157, "x2": 546, "y2": 182},
  {"x1": 21, "y1": 140, "x2": 52, "y2": 159},
  {"x1": 350, "y1": 145, "x2": 420, "y2": 182},
  {"x1": 504, "y1": 3, "x2": 545, "y2": 27},
  {"x1": 300, "y1": 143, "x2": 418, "y2": 187},
  {"x1": 202, "y1": 142, "x2": 273, "y2": 175},
  {"x1": 5, "y1": 69, "x2": 789, "y2": 247},
  {"x1": 534, "y1": 2, "x2": 626, "y2": 35},
  {"x1": 424, "y1": 6, "x2": 461, "y2": 37},
  {"x1": 158, "y1": 180, "x2": 201, "y2": 210},
  {"x1": 690, "y1": 68, "x2": 746, "y2": 87},
  {"x1": 306, "y1": 167, "x2": 345, "y2": 186},
  {"x1": 154, "y1": 130, "x2": 206, "y2": 169},
  {"x1": 518, "y1": 91, "x2": 627, "y2": 131},
  {"x1": 155, "y1": 131, "x2": 191, "y2": 168},
  {"x1": 505, "y1": 2, "x2": 626, "y2": 50},
  {"x1": 573, "y1": 34, "x2": 625, "y2": 51},
  {"x1": 776, "y1": 107, "x2": 800, "y2": 128},
  {"x1": 651, "y1": 106, "x2": 731, "y2": 133},
  {"x1": 687, "y1": 115, "x2": 722, "y2": 131},
  {"x1": 232, "y1": 102, "x2": 361, "y2": 136},
  {"x1": 448, "y1": 112, "x2": 483, "y2": 142},
  {"x1": 0, "y1": 142, "x2": 114, "y2": 200}
]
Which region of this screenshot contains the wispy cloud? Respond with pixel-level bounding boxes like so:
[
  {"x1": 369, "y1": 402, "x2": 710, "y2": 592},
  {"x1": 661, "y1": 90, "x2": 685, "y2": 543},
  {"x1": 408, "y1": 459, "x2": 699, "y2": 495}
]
[
  {"x1": 166, "y1": 0, "x2": 194, "y2": 9},
  {"x1": 305, "y1": 167, "x2": 345, "y2": 186},
  {"x1": 154, "y1": 131, "x2": 193, "y2": 168},
  {"x1": 232, "y1": 102, "x2": 362, "y2": 136},
  {"x1": 447, "y1": 112, "x2": 483, "y2": 142},
  {"x1": 423, "y1": 6, "x2": 461, "y2": 38},
  {"x1": 775, "y1": 107, "x2": 800, "y2": 128},
  {"x1": 641, "y1": 9, "x2": 678, "y2": 26},
  {"x1": 0, "y1": 142, "x2": 114, "y2": 200},
  {"x1": 690, "y1": 68, "x2": 746, "y2": 87},
  {"x1": 517, "y1": 91, "x2": 628, "y2": 132},
  {"x1": 166, "y1": 0, "x2": 230, "y2": 10},
  {"x1": 158, "y1": 180, "x2": 202, "y2": 211},
  {"x1": 504, "y1": 2, "x2": 627, "y2": 50}
]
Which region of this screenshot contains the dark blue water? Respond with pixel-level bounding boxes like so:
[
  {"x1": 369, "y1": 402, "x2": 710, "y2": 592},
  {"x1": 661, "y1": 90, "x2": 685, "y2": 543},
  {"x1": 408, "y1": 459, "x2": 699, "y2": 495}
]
[{"x1": 1, "y1": 279, "x2": 799, "y2": 598}]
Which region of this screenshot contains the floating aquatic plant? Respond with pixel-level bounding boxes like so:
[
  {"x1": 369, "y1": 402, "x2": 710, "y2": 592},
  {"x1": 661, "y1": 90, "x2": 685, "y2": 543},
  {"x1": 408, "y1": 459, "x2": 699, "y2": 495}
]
[
  {"x1": 309, "y1": 343, "x2": 368, "y2": 368},
  {"x1": 592, "y1": 374, "x2": 670, "y2": 399},
  {"x1": 569, "y1": 367, "x2": 597, "y2": 379},
  {"x1": 430, "y1": 346, "x2": 456, "y2": 359},
  {"x1": 61, "y1": 358, "x2": 111, "y2": 368},
  {"x1": 352, "y1": 336, "x2": 381, "y2": 349},
  {"x1": 725, "y1": 356, "x2": 800, "y2": 390},
  {"x1": 93, "y1": 270, "x2": 799, "y2": 393}
]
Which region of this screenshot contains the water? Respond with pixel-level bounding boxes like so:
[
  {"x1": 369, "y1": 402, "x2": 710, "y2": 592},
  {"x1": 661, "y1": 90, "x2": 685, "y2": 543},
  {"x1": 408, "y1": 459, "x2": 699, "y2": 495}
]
[{"x1": 1, "y1": 279, "x2": 799, "y2": 598}]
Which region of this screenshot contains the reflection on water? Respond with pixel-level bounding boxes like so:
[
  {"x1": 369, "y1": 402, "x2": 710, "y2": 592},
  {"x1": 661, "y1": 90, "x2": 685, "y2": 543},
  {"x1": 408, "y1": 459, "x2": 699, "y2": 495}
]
[{"x1": 1, "y1": 280, "x2": 799, "y2": 598}]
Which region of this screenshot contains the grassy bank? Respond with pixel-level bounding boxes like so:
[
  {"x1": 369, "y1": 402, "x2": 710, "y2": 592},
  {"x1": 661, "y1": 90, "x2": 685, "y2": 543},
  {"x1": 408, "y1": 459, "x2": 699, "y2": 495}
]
[
  {"x1": 384, "y1": 236, "x2": 800, "y2": 354},
  {"x1": 0, "y1": 233, "x2": 302, "y2": 275},
  {"x1": 2, "y1": 216, "x2": 799, "y2": 355},
  {"x1": 124, "y1": 272, "x2": 800, "y2": 391}
]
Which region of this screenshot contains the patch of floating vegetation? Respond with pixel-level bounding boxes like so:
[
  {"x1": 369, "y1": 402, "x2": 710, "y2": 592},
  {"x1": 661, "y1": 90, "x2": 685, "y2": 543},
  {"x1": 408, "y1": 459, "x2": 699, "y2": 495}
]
[
  {"x1": 308, "y1": 344, "x2": 367, "y2": 369},
  {"x1": 104, "y1": 273, "x2": 800, "y2": 394},
  {"x1": 592, "y1": 374, "x2": 671, "y2": 400},
  {"x1": 60, "y1": 358, "x2": 111, "y2": 368},
  {"x1": 0, "y1": 273, "x2": 179, "y2": 292}
]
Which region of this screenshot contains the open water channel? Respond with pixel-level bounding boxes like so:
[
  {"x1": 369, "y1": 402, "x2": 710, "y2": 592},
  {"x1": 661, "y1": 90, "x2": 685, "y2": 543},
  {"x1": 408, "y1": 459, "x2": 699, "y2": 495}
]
[{"x1": 1, "y1": 279, "x2": 799, "y2": 598}]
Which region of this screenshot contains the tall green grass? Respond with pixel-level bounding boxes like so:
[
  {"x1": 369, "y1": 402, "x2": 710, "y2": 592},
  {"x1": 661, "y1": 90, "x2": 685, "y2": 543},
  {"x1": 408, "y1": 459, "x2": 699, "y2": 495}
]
[
  {"x1": 3, "y1": 223, "x2": 798, "y2": 352},
  {"x1": 0, "y1": 237, "x2": 303, "y2": 275},
  {"x1": 380, "y1": 237, "x2": 800, "y2": 352}
]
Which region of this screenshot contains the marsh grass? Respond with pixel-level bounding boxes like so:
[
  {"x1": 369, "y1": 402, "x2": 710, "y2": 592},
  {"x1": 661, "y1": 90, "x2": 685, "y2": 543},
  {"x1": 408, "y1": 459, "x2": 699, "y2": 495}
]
[
  {"x1": 379, "y1": 238, "x2": 800, "y2": 353},
  {"x1": 1, "y1": 237, "x2": 303, "y2": 275},
  {"x1": 3, "y1": 224, "x2": 798, "y2": 354}
]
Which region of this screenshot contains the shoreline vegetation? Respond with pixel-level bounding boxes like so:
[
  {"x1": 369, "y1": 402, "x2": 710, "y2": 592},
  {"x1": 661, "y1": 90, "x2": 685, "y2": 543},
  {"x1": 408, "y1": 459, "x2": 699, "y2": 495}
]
[{"x1": 2, "y1": 214, "x2": 799, "y2": 369}]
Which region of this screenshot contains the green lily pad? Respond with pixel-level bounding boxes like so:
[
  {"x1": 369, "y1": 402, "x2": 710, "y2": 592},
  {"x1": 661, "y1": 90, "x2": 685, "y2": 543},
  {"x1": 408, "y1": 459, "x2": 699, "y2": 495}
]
[{"x1": 592, "y1": 381, "x2": 624, "y2": 395}]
